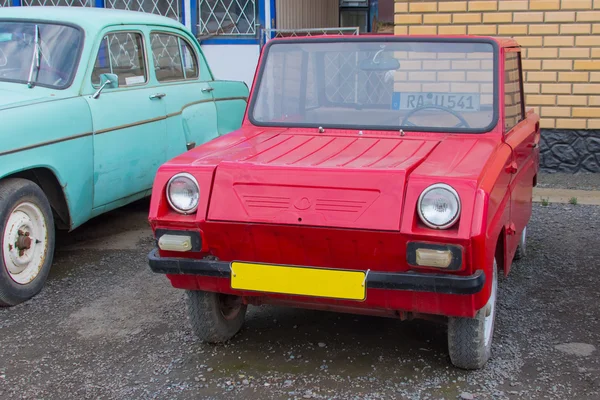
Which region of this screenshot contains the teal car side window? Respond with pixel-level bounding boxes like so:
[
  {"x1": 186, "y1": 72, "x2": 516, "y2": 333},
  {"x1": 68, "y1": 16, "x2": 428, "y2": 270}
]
[
  {"x1": 150, "y1": 32, "x2": 199, "y2": 82},
  {"x1": 91, "y1": 32, "x2": 148, "y2": 88}
]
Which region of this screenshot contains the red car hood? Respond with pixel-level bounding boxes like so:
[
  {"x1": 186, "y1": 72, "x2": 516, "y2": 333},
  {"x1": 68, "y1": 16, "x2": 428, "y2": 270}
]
[{"x1": 198, "y1": 130, "x2": 439, "y2": 231}]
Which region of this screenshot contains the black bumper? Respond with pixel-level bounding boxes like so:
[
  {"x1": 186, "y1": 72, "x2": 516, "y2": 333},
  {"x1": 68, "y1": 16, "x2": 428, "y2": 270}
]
[{"x1": 148, "y1": 248, "x2": 485, "y2": 295}]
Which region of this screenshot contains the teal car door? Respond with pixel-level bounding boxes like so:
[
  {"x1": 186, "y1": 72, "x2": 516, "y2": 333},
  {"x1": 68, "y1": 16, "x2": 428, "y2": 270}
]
[
  {"x1": 148, "y1": 30, "x2": 218, "y2": 159},
  {"x1": 84, "y1": 29, "x2": 167, "y2": 209}
]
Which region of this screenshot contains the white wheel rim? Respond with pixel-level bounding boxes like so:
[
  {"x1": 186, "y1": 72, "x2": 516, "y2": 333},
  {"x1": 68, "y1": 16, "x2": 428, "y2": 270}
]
[
  {"x1": 2, "y1": 202, "x2": 48, "y2": 285},
  {"x1": 520, "y1": 226, "x2": 527, "y2": 253},
  {"x1": 483, "y1": 263, "x2": 498, "y2": 347}
]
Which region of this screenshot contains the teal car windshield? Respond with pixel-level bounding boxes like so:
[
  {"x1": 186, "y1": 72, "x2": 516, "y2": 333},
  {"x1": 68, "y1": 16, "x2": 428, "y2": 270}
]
[
  {"x1": 250, "y1": 39, "x2": 498, "y2": 133},
  {"x1": 0, "y1": 21, "x2": 82, "y2": 89}
]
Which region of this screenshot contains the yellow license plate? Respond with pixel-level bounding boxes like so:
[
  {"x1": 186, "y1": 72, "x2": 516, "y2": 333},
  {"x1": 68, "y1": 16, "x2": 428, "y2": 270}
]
[{"x1": 230, "y1": 262, "x2": 366, "y2": 301}]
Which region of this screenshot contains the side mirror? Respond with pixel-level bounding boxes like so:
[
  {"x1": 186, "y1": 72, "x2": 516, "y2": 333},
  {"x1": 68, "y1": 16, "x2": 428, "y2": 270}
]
[{"x1": 92, "y1": 73, "x2": 119, "y2": 99}]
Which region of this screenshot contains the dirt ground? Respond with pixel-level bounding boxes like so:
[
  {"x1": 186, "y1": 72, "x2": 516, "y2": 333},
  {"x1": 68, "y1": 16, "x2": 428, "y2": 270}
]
[{"x1": 0, "y1": 198, "x2": 598, "y2": 400}]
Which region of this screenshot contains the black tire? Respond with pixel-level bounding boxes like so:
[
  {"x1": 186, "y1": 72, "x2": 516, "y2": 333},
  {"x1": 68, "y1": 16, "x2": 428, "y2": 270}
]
[
  {"x1": 514, "y1": 226, "x2": 527, "y2": 260},
  {"x1": 0, "y1": 178, "x2": 55, "y2": 307},
  {"x1": 447, "y1": 261, "x2": 498, "y2": 370},
  {"x1": 185, "y1": 290, "x2": 247, "y2": 343}
]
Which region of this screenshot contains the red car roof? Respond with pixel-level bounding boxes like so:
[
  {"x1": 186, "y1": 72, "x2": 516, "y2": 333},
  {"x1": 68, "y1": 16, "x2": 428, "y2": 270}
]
[{"x1": 270, "y1": 34, "x2": 521, "y2": 48}]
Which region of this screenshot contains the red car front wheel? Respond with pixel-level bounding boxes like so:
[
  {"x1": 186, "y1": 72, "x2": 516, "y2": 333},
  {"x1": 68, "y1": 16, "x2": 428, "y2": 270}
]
[
  {"x1": 185, "y1": 290, "x2": 247, "y2": 343},
  {"x1": 447, "y1": 259, "x2": 498, "y2": 370}
]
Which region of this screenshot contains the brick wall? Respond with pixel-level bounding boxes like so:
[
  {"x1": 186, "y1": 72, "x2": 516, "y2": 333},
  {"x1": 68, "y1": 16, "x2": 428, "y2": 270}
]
[{"x1": 393, "y1": 0, "x2": 600, "y2": 131}]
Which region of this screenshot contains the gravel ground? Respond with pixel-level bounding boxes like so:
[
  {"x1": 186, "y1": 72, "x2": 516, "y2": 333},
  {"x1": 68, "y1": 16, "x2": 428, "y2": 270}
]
[
  {"x1": 537, "y1": 172, "x2": 600, "y2": 191},
  {"x1": 0, "y1": 201, "x2": 599, "y2": 400}
]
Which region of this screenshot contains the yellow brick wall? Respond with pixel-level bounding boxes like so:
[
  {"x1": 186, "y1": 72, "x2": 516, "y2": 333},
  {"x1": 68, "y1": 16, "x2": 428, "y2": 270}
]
[{"x1": 394, "y1": 0, "x2": 600, "y2": 129}]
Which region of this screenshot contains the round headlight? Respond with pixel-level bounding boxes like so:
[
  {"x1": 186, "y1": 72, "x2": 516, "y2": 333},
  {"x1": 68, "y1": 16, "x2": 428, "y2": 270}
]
[
  {"x1": 166, "y1": 173, "x2": 199, "y2": 214},
  {"x1": 417, "y1": 183, "x2": 460, "y2": 229}
]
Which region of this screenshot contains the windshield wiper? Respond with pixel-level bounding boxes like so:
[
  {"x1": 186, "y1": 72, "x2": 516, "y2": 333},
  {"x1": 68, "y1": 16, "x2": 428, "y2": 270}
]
[{"x1": 27, "y1": 24, "x2": 41, "y2": 88}]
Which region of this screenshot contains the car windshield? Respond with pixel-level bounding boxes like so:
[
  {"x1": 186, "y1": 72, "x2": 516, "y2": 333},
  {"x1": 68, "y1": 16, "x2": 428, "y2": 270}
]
[
  {"x1": 0, "y1": 21, "x2": 82, "y2": 89},
  {"x1": 250, "y1": 39, "x2": 497, "y2": 132}
]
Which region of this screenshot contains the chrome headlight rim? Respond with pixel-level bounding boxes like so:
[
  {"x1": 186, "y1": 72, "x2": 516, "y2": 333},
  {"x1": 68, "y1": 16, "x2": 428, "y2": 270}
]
[
  {"x1": 417, "y1": 183, "x2": 461, "y2": 230},
  {"x1": 166, "y1": 172, "x2": 200, "y2": 214}
]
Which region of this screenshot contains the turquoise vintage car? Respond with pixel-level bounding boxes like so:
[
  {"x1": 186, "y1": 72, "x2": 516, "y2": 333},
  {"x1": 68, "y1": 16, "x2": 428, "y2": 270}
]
[{"x1": 0, "y1": 7, "x2": 248, "y2": 306}]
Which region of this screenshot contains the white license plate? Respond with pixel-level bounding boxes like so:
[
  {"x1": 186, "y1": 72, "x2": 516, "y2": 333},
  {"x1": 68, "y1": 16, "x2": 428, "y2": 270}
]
[{"x1": 395, "y1": 92, "x2": 481, "y2": 112}]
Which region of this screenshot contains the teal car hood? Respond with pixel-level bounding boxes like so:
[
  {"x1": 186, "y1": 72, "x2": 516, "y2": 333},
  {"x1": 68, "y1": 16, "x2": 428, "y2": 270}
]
[{"x1": 0, "y1": 88, "x2": 58, "y2": 110}]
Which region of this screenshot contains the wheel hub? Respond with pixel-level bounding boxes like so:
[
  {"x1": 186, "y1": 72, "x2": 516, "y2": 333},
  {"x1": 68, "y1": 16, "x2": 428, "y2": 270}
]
[
  {"x1": 16, "y1": 230, "x2": 32, "y2": 255},
  {"x1": 3, "y1": 202, "x2": 48, "y2": 285}
]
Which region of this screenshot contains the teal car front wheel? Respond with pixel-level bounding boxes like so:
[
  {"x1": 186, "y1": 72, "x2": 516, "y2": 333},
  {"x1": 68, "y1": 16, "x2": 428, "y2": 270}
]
[{"x1": 0, "y1": 179, "x2": 55, "y2": 307}]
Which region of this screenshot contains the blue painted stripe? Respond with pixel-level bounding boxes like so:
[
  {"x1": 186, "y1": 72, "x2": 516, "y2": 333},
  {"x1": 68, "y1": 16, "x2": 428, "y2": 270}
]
[
  {"x1": 180, "y1": 1, "x2": 185, "y2": 26},
  {"x1": 11, "y1": 0, "x2": 21, "y2": 6},
  {"x1": 270, "y1": 0, "x2": 276, "y2": 28},
  {"x1": 258, "y1": 0, "x2": 265, "y2": 44},
  {"x1": 94, "y1": 0, "x2": 104, "y2": 8},
  {"x1": 190, "y1": 0, "x2": 198, "y2": 36}
]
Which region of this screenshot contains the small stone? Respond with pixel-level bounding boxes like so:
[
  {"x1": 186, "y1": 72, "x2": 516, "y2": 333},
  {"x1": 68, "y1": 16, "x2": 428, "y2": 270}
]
[
  {"x1": 460, "y1": 392, "x2": 475, "y2": 400},
  {"x1": 264, "y1": 383, "x2": 270, "y2": 387},
  {"x1": 207, "y1": 368, "x2": 214, "y2": 372},
  {"x1": 242, "y1": 379, "x2": 249, "y2": 385},
  {"x1": 284, "y1": 380, "x2": 293, "y2": 387},
  {"x1": 318, "y1": 342, "x2": 326, "y2": 348}
]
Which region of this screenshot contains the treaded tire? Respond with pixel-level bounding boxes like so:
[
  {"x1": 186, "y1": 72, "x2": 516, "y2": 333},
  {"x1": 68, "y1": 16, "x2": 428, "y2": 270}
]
[
  {"x1": 185, "y1": 290, "x2": 247, "y2": 343},
  {"x1": 514, "y1": 226, "x2": 527, "y2": 260},
  {"x1": 0, "y1": 178, "x2": 55, "y2": 307},
  {"x1": 447, "y1": 261, "x2": 498, "y2": 370}
]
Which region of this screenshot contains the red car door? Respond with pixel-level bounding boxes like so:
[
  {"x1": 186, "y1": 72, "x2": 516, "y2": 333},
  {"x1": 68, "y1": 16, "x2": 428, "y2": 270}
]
[{"x1": 503, "y1": 48, "x2": 540, "y2": 264}]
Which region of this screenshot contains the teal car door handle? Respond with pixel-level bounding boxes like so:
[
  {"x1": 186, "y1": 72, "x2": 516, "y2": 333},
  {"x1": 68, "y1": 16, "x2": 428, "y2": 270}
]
[
  {"x1": 149, "y1": 93, "x2": 166, "y2": 100},
  {"x1": 201, "y1": 87, "x2": 213, "y2": 93}
]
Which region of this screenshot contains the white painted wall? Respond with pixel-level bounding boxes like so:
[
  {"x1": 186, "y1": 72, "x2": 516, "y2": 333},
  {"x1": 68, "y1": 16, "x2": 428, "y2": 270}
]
[{"x1": 201, "y1": 45, "x2": 261, "y2": 89}]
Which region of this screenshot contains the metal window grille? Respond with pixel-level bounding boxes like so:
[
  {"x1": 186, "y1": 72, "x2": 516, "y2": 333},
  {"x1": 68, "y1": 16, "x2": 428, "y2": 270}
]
[
  {"x1": 21, "y1": 0, "x2": 92, "y2": 6},
  {"x1": 325, "y1": 51, "x2": 393, "y2": 107},
  {"x1": 0, "y1": 0, "x2": 11, "y2": 7},
  {"x1": 106, "y1": 33, "x2": 144, "y2": 69},
  {"x1": 261, "y1": 27, "x2": 359, "y2": 47},
  {"x1": 197, "y1": 0, "x2": 257, "y2": 36},
  {"x1": 105, "y1": 0, "x2": 181, "y2": 20},
  {"x1": 150, "y1": 33, "x2": 179, "y2": 68}
]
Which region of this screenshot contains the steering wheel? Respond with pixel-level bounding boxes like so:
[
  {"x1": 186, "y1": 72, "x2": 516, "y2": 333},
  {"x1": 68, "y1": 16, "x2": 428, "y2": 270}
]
[{"x1": 401, "y1": 104, "x2": 471, "y2": 129}]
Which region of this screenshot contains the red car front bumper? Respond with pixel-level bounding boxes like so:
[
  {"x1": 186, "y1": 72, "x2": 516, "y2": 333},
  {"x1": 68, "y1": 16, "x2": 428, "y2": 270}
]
[{"x1": 147, "y1": 248, "x2": 485, "y2": 319}]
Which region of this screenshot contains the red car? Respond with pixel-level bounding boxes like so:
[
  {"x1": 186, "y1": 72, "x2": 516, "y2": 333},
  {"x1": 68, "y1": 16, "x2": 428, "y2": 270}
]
[{"x1": 147, "y1": 35, "x2": 539, "y2": 370}]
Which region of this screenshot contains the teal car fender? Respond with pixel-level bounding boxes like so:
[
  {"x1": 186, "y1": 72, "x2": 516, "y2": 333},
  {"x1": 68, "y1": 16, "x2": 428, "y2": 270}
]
[
  {"x1": 210, "y1": 80, "x2": 249, "y2": 135},
  {"x1": 0, "y1": 95, "x2": 94, "y2": 230}
]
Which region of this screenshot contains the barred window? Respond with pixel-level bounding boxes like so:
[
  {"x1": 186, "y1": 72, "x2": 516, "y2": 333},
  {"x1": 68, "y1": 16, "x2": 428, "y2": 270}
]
[
  {"x1": 105, "y1": 0, "x2": 181, "y2": 20},
  {"x1": 20, "y1": 0, "x2": 92, "y2": 6},
  {"x1": 198, "y1": 0, "x2": 257, "y2": 36},
  {"x1": 504, "y1": 52, "x2": 523, "y2": 132}
]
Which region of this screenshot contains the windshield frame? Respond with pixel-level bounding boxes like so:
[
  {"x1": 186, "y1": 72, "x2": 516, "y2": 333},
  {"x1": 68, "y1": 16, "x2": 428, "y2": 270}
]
[
  {"x1": 0, "y1": 19, "x2": 85, "y2": 90},
  {"x1": 248, "y1": 36, "x2": 500, "y2": 134}
]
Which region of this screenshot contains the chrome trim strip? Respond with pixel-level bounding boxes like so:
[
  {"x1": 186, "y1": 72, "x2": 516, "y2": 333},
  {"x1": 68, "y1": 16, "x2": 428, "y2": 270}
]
[
  {"x1": 0, "y1": 132, "x2": 93, "y2": 157},
  {"x1": 0, "y1": 96, "x2": 248, "y2": 155}
]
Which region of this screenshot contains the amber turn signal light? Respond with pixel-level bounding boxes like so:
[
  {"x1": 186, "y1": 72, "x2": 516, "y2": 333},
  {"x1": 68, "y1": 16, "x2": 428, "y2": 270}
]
[
  {"x1": 415, "y1": 248, "x2": 453, "y2": 268},
  {"x1": 406, "y1": 242, "x2": 463, "y2": 271}
]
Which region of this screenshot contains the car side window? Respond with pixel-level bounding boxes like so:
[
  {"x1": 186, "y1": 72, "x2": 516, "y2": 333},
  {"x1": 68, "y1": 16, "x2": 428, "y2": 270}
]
[
  {"x1": 150, "y1": 33, "x2": 199, "y2": 82},
  {"x1": 504, "y1": 52, "x2": 524, "y2": 132},
  {"x1": 91, "y1": 32, "x2": 147, "y2": 87}
]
